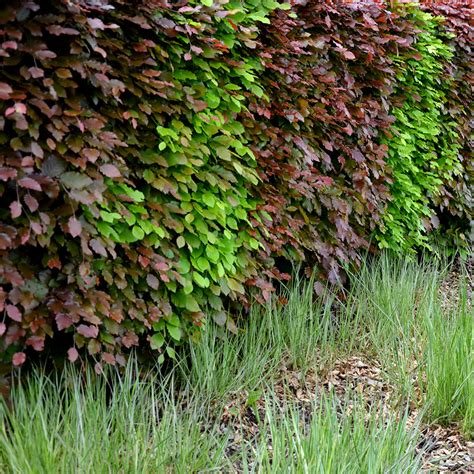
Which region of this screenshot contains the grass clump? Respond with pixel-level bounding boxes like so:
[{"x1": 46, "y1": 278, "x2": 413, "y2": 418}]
[
  {"x1": 0, "y1": 366, "x2": 229, "y2": 474},
  {"x1": 421, "y1": 278, "x2": 473, "y2": 436},
  {"x1": 248, "y1": 394, "x2": 421, "y2": 473},
  {"x1": 342, "y1": 253, "x2": 473, "y2": 436}
]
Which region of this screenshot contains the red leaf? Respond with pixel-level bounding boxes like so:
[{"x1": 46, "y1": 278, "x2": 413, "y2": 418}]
[
  {"x1": 178, "y1": 6, "x2": 196, "y2": 13},
  {"x1": 5, "y1": 103, "x2": 26, "y2": 116},
  {"x1": 12, "y1": 352, "x2": 26, "y2": 367},
  {"x1": 90, "y1": 239, "x2": 107, "y2": 257},
  {"x1": 24, "y1": 194, "x2": 39, "y2": 212},
  {"x1": 351, "y1": 149, "x2": 365, "y2": 163},
  {"x1": 68, "y1": 217, "x2": 82, "y2": 238},
  {"x1": 55, "y1": 313, "x2": 73, "y2": 331},
  {"x1": 0, "y1": 167, "x2": 17, "y2": 181},
  {"x1": 31, "y1": 222, "x2": 43, "y2": 235},
  {"x1": 430, "y1": 215, "x2": 440, "y2": 229},
  {"x1": 0, "y1": 233, "x2": 12, "y2": 250},
  {"x1": 77, "y1": 324, "x2": 99, "y2": 338},
  {"x1": 100, "y1": 164, "x2": 121, "y2": 178},
  {"x1": 28, "y1": 67, "x2": 44, "y2": 79},
  {"x1": 0, "y1": 82, "x2": 13, "y2": 99},
  {"x1": 94, "y1": 362, "x2": 103, "y2": 374},
  {"x1": 0, "y1": 322, "x2": 6, "y2": 336},
  {"x1": 122, "y1": 331, "x2": 139, "y2": 348},
  {"x1": 0, "y1": 289, "x2": 4, "y2": 312},
  {"x1": 15, "y1": 103, "x2": 27, "y2": 114},
  {"x1": 18, "y1": 177, "x2": 42, "y2": 191},
  {"x1": 6, "y1": 304, "x2": 22, "y2": 322},
  {"x1": 102, "y1": 352, "x2": 116, "y2": 365},
  {"x1": 84, "y1": 148, "x2": 100, "y2": 163},
  {"x1": 343, "y1": 50, "x2": 356, "y2": 60},
  {"x1": 47, "y1": 257, "x2": 61, "y2": 270},
  {"x1": 35, "y1": 50, "x2": 57, "y2": 60},
  {"x1": 31, "y1": 142, "x2": 43, "y2": 158},
  {"x1": 46, "y1": 25, "x2": 80, "y2": 36},
  {"x1": 26, "y1": 336, "x2": 45, "y2": 351},
  {"x1": 88, "y1": 18, "x2": 106, "y2": 30},
  {"x1": 146, "y1": 274, "x2": 159, "y2": 290},
  {"x1": 2, "y1": 41, "x2": 17, "y2": 50},
  {"x1": 10, "y1": 201, "x2": 22, "y2": 219},
  {"x1": 67, "y1": 347, "x2": 79, "y2": 362},
  {"x1": 154, "y1": 261, "x2": 169, "y2": 272}
]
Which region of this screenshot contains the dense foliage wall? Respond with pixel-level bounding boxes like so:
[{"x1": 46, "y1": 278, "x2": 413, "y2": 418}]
[
  {"x1": 376, "y1": 9, "x2": 463, "y2": 251},
  {"x1": 0, "y1": 0, "x2": 471, "y2": 369},
  {"x1": 244, "y1": 1, "x2": 418, "y2": 283},
  {"x1": 420, "y1": 0, "x2": 473, "y2": 248}
]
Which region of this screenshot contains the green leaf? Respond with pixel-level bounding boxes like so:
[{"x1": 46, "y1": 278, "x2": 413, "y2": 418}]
[
  {"x1": 185, "y1": 295, "x2": 201, "y2": 312},
  {"x1": 178, "y1": 256, "x2": 191, "y2": 273},
  {"x1": 248, "y1": 237, "x2": 260, "y2": 249},
  {"x1": 166, "y1": 346, "x2": 176, "y2": 359},
  {"x1": 205, "y1": 92, "x2": 220, "y2": 109},
  {"x1": 227, "y1": 278, "x2": 245, "y2": 294},
  {"x1": 196, "y1": 256, "x2": 210, "y2": 272},
  {"x1": 227, "y1": 217, "x2": 238, "y2": 230},
  {"x1": 132, "y1": 225, "x2": 145, "y2": 240},
  {"x1": 208, "y1": 294, "x2": 222, "y2": 310},
  {"x1": 206, "y1": 246, "x2": 220, "y2": 263},
  {"x1": 60, "y1": 172, "x2": 93, "y2": 189},
  {"x1": 167, "y1": 324, "x2": 181, "y2": 341},
  {"x1": 202, "y1": 193, "x2": 216, "y2": 207},
  {"x1": 183, "y1": 281, "x2": 194, "y2": 294},
  {"x1": 150, "y1": 333, "x2": 165, "y2": 350},
  {"x1": 153, "y1": 319, "x2": 166, "y2": 331},
  {"x1": 167, "y1": 314, "x2": 180, "y2": 327},
  {"x1": 213, "y1": 310, "x2": 226, "y2": 326},
  {"x1": 193, "y1": 272, "x2": 210, "y2": 288}
]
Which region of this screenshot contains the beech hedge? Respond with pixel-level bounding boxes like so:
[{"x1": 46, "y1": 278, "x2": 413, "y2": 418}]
[
  {"x1": 0, "y1": 0, "x2": 471, "y2": 370},
  {"x1": 420, "y1": 0, "x2": 473, "y2": 249},
  {"x1": 376, "y1": 8, "x2": 463, "y2": 251}
]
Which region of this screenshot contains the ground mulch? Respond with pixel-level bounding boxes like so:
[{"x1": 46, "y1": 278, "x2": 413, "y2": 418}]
[{"x1": 217, "y1": 353, "x2": 473, "y2": 472}]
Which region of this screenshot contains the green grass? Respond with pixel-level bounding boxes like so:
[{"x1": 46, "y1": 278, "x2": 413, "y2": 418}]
[
  {"x1": 421, "y1": 278, "x2": 473, "y2": 435},
  {"x1": 248, "y1": 394, "x2": 421, "y2": 473},
  {"x1": 184, "y1": 271, "x2": 336, "y2": 403},
  {"x1": 0, "y1": 368, "x2": 421, "y2": 474},
  {"x1": 0, "y1": 253, "x2": 472, "y2": 472},
  {"x1": 0, "y1": 366, "x2": 231, "y2": 473},
  {"x1": 340, "y1": 254, "x2": 473, "y2": 434}
]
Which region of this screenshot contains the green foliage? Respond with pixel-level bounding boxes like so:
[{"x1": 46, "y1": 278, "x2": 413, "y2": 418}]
[
  {"x1": 89, "y1": 0, "x2": 282, "y2": 355},
  {"x1": 375, "y1": 9, "x2": 462, "y2": 251},
  {"x1": 253, "y1": 395, "x2": 421, "y2": 473},
  {"x1": 421, "y1": 0, "x2": 474, "y2": 251},
  {"x1": 421, "y1": 279, "x2": 473, "y2": 436}
]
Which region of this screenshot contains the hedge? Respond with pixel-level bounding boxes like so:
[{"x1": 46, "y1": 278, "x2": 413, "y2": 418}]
[
  {"x1": 244, "y1": 1, "x2": 417, "y2": 285},
  {"x1": 420, "y1": 0, "x2": 473, "y2": 249},
  {"x1": 376, "y1": 8, "x2": 463, "y2": 252},
  {"x1": 0, "y1": 0, "x2": 471, "y2": 370}
]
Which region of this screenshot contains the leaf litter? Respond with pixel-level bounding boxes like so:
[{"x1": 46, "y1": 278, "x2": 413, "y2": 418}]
[{"x1": 215, "y1": 353, "x2": 473, "y2": 472}]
